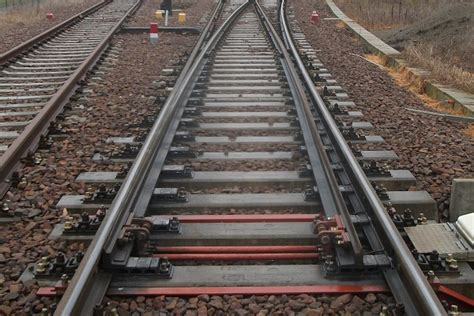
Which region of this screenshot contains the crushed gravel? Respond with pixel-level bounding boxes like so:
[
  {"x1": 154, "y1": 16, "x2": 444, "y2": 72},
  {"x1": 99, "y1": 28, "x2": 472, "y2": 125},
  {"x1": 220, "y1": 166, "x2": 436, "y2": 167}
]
[
  {"x1": 290, "y1": 0, "x2": 473, "y2": 218},
  {"x1": 0, "y1": 30, "x2": 198, "y2": 315},
  {"x1": 103, "y1": 293, "x2": 392, "y2": 315}
]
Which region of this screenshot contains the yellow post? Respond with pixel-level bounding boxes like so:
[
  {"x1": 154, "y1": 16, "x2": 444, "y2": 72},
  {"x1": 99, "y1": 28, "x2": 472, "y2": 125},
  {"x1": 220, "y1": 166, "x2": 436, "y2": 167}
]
[
  {"x1": 178, "y1": 12, "x2": 186, "y2": 24},
  {"x1": 155, "y1": 10, "x2": 163, "y2": 19}
]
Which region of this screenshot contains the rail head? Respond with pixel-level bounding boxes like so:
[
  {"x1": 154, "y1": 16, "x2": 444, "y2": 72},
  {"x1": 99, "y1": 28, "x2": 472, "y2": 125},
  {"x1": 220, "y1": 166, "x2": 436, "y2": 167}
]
[
  {"x1": 53, "y1": 1, "x2": 251, "y2": 314},
  {"x1": 253, "y1": 0, "x2": 364, "y2": 264},
  {"x1": 277, "y1": 0, "x2": 446, "y2": 315}
]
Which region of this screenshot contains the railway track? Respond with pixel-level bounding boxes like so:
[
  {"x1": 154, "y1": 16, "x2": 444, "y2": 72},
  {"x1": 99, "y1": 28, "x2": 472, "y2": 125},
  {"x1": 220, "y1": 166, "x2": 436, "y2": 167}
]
[
  {"x1": 21, "y1": 0, "x2": 471, "y2": 315},
  {"x1": 0, "y1": 0, "x2": 141, "y2": 197}
]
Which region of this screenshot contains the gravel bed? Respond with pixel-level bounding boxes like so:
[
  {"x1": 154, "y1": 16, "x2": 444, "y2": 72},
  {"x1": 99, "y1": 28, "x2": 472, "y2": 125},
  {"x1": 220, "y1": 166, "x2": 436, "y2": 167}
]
[
  {"x1": 0, "y1": 31, "x2": 199, "y2": 315},
  {"x1": 196, "y1": 117, "x2": 290, "y2": 124},
  {"x1": 183, "y1": 143, "x2": 299, "y2": 152},
  {"x1": 199, "y1": 106, "x2": 291, "y2": 112},
  {"x1": 155, "y1": 208, "x2": 316, "y2": 215},
  {"x1": 191, "y1": 129, "x2": 295, "y2": 137},
  {"x1": 290, "y1": 0, "x2": 473, "y2": 217},
  {"x1": 0, "y1": 0, "x2": 100, "y2": 54},
  {"x1": 103, "y1": 293, "x2": 391, "y2": 315},
  {"x1": 189, "y1": 185, "x2": 307, "y2": 194},
  {"x1": 169, "y1": 158, "x2": 307, "y2": 172}
]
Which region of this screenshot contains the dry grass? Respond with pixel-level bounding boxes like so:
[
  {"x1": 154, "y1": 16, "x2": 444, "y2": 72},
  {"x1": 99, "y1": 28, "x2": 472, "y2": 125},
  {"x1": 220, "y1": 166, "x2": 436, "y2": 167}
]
[
  {"x1": 464, "y1": 124, "x2": 474, "y2": 138},
  {"x1": 365, "y1": 54, "x2": 468, "y2": 116},
  {"x1": 404, "y1": 44, "x2": 474, "y2": 94},
  {"x1": 334, "y1": 0, "x2": 470, "y2": 28},
  {"x1": 0, "y1": 0, "x2": 84, "y2": 29}
]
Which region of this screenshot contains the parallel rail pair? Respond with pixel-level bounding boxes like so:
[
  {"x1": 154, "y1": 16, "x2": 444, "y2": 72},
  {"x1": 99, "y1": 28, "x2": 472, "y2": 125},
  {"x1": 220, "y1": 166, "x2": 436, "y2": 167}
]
[
  {"x1": 0, "y1": 0, "x2": 141, "y2": 197},
  {"x1": 25, "y1": 0, "x2": 445, "y2": 315}
]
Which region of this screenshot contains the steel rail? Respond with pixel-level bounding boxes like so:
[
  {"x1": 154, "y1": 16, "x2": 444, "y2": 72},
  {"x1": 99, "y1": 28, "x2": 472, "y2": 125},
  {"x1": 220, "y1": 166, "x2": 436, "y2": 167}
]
[
  {"x1": 0, "y1": 0, "x2": 141, "y2": 199},
  {"x1": 253, "y1": 1, "x2": 363, "y2": 264},
  {"x1": 278, "y1": 1, "x2": 446, "y2": 315},
  {"x1": 0, "y1": 0, "x2": 111, "y2": 65},
  {"x1": 53, "y1": 2, "x2": 249, "y2": 314}
]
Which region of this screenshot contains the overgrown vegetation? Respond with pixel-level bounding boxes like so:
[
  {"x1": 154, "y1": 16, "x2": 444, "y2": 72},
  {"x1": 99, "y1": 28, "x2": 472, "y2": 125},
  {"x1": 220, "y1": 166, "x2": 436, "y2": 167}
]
[
  {"x1": 0, "y1": 0, "x2": 82, "y2": 28},
  {"x1": 334, "y1": 0, "x2": 472, "y2": 28},
  {"x1": 404, "y1": 44, "x2": 474, "y2": 94},
  {"x1": 334, "y1": 0, "x2": 474, "y2": 94}
]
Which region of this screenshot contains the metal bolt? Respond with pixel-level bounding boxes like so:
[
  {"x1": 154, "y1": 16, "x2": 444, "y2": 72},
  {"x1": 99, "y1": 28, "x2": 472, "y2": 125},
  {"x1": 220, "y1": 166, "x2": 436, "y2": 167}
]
[
  {"x1": 417, "y1": 212, "x2": 427, "y2": 224},
  {"x1": 449, "y1": 259, "x2": 458, "y2": 271},
  {"x1": 36, "y1": 262, "x2": 47, "y2": 274},
  {"x1": 40, "y1": 308, "x2": 49, "y2": 316},
  {"x1": 18, "y1": 177, "x2": 28, "y2": 189},
  {"x1": 1, "y1": 202, "x2": 9, "y2": 212},
  {"x1": 448, "y1": 305, "x2": 459, "y2": 316},
  {"x1": 61, "y1": 274, "x2": 69, "y2": 286},
  {"x1": 64, "y1": 219, "x2": 73, "y2": 230},
  {"x1": 427, "y1": 270, "x2": 435, "y2": 281}
]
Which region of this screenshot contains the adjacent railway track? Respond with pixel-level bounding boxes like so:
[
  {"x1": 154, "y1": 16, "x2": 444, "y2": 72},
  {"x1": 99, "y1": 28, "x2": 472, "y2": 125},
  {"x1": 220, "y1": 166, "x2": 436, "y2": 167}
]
[
  {"x1": 22, "y1": 0, "x2": 469, "y2": 315},
  {"x1": 0, "y1": 0, "x2": 141, "y2": 198}
]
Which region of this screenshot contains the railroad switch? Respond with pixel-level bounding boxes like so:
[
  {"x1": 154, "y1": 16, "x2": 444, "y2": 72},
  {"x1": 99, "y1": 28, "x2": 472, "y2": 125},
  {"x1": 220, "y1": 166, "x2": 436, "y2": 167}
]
[
  {"x1": 305, "y1": 61, "x2": 316, "y2": 70},
  {"x1": 135, "y1": 130, "x2": 149, "y2": 142},
  {"x1": 348, "y1": 142, "x2": 362, "y2": 157},
  {"x1": 298, "y1": 164, "x2": 312, "y2": 177},
  {"x1": 9, "y1": 172, "x2": 20, "y2": 189},
  {"x1": 38, "y1": 135, "x2": 53, "y2": 150},
  {"x1": 190, "y1": 90, "x2": 205, "y2": 98},
  {"x1": 350, "y1": 214, "x2": 371, "y2": 226},
  {"x1": 33, "y1": 252, "x2": 84, "y2": 278},
  {"x1": 174, "y1": 131, "x2": 195, "y2": 142},
  {"x1": 162, "y1": 165, "x2": 193, "y2": 178},
  {"x1": 63, "y1": 208, "x2": 106, "y2": 235},
  {"x1": 183, "y1": 107, "x2": 202, "y2": 117},
  {"x1": 152, "y1": 187, "x2": 188, "y2": 202},
  {"x1": 130, "y1": 115, "x2": 156, "y2": 128},
  {"x1": 299, "y1": 145, "x2": 308, "y2": 155},
  {"x1": 151, "y1": 216, "x2": 181, "y2": 233},
  {"x1": 293, "y1": 131, "x2": 303, "y2": 141},
  {"x1": 112, "y1": 143, "x2": 141, "y2": 159},
  {"x1": 48, "y1": 120, "x2": 66, "y2": 135},
  {"x1": 188, "y1": 99, "x2": 204, "y2": 106},
  {"x1": 117, "y1": 162, "x2": 132, "y2": 179},
  {"x1": 328, "y1": 103, "x2": 348, "y2": 116},
  {"x1": 323, "y1": 253, "x2": 391, "y2": 275},
  {"x1": 304, "y1": 185, "x2": 319, "y2": 201},
  {"x1": 387, "y1": 205, "x2": 420, "y2": 228},
  {"x1": 312, "y1": 72, "x2": 327, "y2": 83},
  {"x1": 123, "y1": 257, "x2": 174, "y2": 277},
  {"x1": 21, "y1": 153, "x2": 42, "y2": 167},
  {"x1": 168, "y1": 146, "x2": 197, "y2": 158},
  {"x1": 179, "y1": 118, "x2": 199, "y2": 128},
  {"x1": 360, "y1": 161, "x2": 390, "y2": 177},
  {"x1": 313, "y1": 215, "x2": 350, "y2": 251},
  {"x1": 322, "y1": 86, "x2": 336, "y2": 97},
  {"x1": 413, "y1": 250, "x2": 460, "y2": 274},
  {"x1": 84, "y1": 183, "x2": 120, "y2": 203},
  {"x1": 371, "y1": 182, "x2": 389, "y2": 200},
  {"x1": 290, "y1": 117, "x2": 300, "y2": 127},
  {"x1": 341, "y1": 127, "x2": 365, "y2": 141}
]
